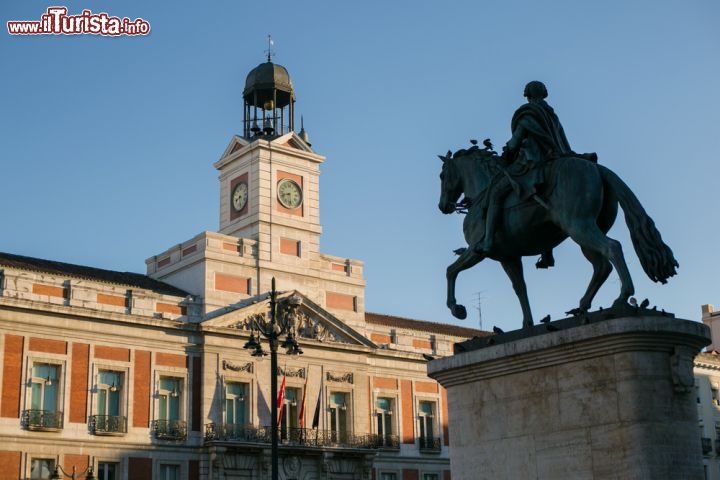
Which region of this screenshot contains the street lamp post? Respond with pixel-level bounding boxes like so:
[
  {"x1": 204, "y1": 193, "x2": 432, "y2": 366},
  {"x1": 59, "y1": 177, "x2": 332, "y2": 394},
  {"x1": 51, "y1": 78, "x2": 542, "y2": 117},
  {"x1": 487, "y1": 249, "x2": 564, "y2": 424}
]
[
  {"x1": 243, "y1": 277, "x2": 303, "y2": 480},
  {"x1": 51, "y1": 464, "x2": 95, "y2": 480}
]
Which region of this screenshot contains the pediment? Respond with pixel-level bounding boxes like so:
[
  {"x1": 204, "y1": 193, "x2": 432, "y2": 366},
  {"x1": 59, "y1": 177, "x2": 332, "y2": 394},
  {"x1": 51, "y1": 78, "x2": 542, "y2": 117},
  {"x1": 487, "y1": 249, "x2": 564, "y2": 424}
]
[
  {"x1": 202, "y1": 291, "x2": 375, "y2": 348},
  {"x1": 269, "y1": 132, "x2": 314, "y2": 153},
  {"x1": 218, "y1": 135, "x2": 251, "y2": 161}
]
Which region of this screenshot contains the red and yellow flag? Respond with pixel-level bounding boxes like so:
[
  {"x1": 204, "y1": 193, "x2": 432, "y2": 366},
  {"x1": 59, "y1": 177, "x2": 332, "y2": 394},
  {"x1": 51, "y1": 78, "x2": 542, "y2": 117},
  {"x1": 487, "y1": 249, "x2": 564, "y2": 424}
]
[
  {"x1": 298, "y1": 375, "x2": 308, "y2": 428},
  {"x1": 276, "y1": 373, "x2": 287, "y2": 427}
]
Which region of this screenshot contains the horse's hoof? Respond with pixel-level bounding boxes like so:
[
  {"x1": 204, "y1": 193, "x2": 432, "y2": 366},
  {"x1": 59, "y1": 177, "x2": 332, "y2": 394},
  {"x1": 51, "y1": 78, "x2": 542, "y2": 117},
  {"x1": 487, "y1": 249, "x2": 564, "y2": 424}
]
[{"x1": 451, "y1": 304, "x2": 467, "y2": 319}]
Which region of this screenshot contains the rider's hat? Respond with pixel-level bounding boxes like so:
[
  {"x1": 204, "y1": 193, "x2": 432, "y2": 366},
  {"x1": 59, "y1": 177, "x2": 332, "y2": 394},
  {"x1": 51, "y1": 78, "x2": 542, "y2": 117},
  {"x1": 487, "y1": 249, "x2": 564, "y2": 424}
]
[{"x1": 524, "y1": 81, "x2": 548, "y2": 100}]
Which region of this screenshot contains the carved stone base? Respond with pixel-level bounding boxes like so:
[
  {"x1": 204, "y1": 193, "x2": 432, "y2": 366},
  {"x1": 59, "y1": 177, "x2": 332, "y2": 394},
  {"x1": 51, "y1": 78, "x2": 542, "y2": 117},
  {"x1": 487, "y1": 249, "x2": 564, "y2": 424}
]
[{"x1": 428, "y1": 316, "x2": 710, "y2": 480}]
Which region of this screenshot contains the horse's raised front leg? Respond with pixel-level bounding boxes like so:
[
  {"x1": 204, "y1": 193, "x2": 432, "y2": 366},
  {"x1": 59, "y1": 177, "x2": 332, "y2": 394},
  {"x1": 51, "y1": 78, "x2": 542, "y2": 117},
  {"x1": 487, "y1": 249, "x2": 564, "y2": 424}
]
[
  {"x1": 578, "y1": 246, "x2": 612, "y2": 312},
  {"x1": 446, "y1": 248, "x2": 485, "y2": 319},
  {"x1": 500, "y1": 257, "x2": 533, "y2": 328}
]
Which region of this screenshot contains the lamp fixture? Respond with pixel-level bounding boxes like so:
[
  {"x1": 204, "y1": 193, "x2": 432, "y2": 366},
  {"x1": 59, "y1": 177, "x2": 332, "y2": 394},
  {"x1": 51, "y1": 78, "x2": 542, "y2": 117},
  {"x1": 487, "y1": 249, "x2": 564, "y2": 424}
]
[
  {"x1": 170, "y1": 385, "x2": 179, "y2": 398},
  {"x1": 45, "y1": 375, "x2": 53, "y2": 387},
  {"x1": 109, "y1": 381, "x2": 118, "y2": 393}
]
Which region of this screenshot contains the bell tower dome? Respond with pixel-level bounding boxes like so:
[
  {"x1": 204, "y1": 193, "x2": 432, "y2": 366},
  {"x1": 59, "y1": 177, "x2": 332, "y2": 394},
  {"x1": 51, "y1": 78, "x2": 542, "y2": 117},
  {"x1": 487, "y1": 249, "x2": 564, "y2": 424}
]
[{"x1": 242, "y1": 52, "x2": 295, "y2": 138}]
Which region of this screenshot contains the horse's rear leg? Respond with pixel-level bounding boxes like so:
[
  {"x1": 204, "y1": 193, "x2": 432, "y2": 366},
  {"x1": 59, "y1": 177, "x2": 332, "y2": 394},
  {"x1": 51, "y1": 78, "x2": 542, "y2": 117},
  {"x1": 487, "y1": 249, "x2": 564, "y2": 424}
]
[
  {"x1": 500, "y1": 257, "x2": 533, "y2": 328},
  {"x1": 578, "y1": 246, "x2": 612, "y2": 311},
  {"x1": 567, "y1": 223, "x2": 634, "y2": 308},
  {"x1": 446, "y1": 249, "x2": 485, "y2": 319}
]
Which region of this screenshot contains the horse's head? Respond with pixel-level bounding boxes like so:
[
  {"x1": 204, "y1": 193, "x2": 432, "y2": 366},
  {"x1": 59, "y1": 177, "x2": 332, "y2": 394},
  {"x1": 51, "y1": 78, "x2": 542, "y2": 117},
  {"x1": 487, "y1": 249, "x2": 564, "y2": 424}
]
[{"x1": 438, "y1": 152, "x2": 462, "y2": 214}]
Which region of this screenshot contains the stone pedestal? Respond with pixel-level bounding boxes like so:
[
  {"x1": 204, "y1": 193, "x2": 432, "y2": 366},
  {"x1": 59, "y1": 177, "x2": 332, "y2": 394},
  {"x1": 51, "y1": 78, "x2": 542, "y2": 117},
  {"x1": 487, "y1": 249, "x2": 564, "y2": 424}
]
[{"x1": 427, "y1": 316, "x2": 710, "y2": 480}]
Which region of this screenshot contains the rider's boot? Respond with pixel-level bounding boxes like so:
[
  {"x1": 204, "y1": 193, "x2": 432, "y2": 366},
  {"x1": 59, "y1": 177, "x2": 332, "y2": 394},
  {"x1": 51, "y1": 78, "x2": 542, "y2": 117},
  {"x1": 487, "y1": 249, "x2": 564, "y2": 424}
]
[
  {"x1": 473, "y1": 201, "x2": 501, "y2": 255},
  {"x1": 535, "y1": 250, "x2": 555, "y2": 269}
]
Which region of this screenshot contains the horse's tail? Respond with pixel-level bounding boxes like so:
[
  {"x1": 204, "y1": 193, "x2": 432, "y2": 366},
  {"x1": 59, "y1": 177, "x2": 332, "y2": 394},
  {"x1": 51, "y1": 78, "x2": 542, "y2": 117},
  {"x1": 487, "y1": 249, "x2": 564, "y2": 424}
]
[{"x1": 598, "y1": 165, "x2": 678, "y2": 283}]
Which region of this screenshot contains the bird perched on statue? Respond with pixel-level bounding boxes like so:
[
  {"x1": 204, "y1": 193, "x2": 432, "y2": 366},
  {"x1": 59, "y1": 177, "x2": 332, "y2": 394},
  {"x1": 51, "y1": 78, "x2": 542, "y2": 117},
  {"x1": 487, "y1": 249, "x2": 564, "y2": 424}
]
[
  {"x1": 540, "y1": 314, "x2": 551, "y2": 324},
  {"x1": 640, "y1": 298, "x2": 650, "y2": 309},
  {"x1": 629, "y1": 297, "x2": 638, "y2": 307},
  {"x1": 453, "y1": 248, "x2": 467, "y2": 256},
  {"x1": 493, "y1": 326, "x2": 504, "y2": 334},
  {"x1": 470, "y1": 139, "x2": 478, "y2": 146}
]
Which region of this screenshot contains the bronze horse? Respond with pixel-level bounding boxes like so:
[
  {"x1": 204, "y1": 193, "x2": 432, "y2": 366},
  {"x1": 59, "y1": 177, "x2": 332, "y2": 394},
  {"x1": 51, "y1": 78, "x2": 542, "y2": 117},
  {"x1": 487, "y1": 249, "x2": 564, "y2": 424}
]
[{"x1": 438, "y1": 148, "x2": 678, "y2": 328}]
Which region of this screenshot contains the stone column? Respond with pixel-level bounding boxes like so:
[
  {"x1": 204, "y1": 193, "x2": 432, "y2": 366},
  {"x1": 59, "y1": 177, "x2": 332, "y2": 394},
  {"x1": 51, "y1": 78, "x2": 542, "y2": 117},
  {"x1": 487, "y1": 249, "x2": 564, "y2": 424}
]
[{"x1": 428, "y1": 316, "x2": 710, "y2": 480}]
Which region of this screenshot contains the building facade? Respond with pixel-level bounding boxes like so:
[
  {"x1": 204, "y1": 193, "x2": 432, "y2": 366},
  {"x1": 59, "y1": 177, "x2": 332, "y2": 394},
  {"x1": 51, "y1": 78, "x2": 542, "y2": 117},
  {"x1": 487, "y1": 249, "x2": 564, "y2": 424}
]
[{"x1": 0, "y1": 58, "x2": 484, "y2": 480}]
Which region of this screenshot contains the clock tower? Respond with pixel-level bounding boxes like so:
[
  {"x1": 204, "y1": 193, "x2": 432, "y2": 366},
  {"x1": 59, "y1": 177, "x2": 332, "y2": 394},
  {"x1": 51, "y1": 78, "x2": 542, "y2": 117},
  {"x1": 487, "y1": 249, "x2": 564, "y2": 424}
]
[
  {"x1": 216, "y1": 59, "x2": 323, "y2": 268},
  {"x1": 147, "y1": 56, "x2": 367, "y2": 330}
]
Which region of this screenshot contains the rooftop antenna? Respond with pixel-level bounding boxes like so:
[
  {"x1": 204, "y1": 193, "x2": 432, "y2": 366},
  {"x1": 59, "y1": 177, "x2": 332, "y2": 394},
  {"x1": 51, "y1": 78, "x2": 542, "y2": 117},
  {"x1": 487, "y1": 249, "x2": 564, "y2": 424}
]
[
  {"x1": 474, "y1": 291, "x2": 485, "y2": 331},
  {"x1": 265, "y1": 34, "x2": 275, "y2": 62}
]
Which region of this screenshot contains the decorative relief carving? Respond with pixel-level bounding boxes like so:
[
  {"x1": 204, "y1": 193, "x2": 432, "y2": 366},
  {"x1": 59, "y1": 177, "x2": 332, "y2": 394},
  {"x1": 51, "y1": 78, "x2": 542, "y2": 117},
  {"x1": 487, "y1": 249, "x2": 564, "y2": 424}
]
[
  {"x1": 277, "y1": 366, "x2": 305, "y2": 378},
  {"x1": 232, "y1": 313, "x2": 265, "y2": 330},
  {"x1": 670, "y1": 346, "x2": 695, "y2": 393},
  {"x1": 326, "y1": 371, "x2": 353, "y2": 384},
  {"x1": 222, "y1": 360, "x2": 253, "y2": 373},
  {"x1": 296, "y1": 313, "x2": 348, "y2": 344}
]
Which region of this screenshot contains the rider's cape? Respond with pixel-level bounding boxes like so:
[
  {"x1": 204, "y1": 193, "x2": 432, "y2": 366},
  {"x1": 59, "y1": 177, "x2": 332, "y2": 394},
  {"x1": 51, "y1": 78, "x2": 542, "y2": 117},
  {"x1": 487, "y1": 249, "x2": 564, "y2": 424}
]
[
  {"x1": 510, "y1": 101, "x2": 572, "y2": 158},
  {"x1": 507, "y1": 101, "x2": 573, "y2": 199}
]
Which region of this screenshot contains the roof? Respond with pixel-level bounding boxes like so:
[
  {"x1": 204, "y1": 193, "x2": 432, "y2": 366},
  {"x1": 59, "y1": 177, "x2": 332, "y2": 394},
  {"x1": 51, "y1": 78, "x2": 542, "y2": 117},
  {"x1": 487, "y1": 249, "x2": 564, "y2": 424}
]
[
  {"x1": 365, "y1": 312, "x2": 490, "y2": 338},
  {"x1": 0, "y1": 252, "x2": 189, "y2": 297}
]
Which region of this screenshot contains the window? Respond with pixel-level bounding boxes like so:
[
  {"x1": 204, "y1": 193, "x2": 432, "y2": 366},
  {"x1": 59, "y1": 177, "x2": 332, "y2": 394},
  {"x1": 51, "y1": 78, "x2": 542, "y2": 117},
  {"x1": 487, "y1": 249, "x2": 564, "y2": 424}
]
[
  {"x1": 31, "y1": 363, "x2": 59, "y2": 413},
  {"x1": 423, "y1": 474, "x2": 439, "y2": 480},
  {"x1": 225, "y1": 382, "x2": 247, "y2": 425},
  {"x1": 329, "y1": 392, "x2": 348, "y2": 443},
  {"x1": 98, "y1": 462, "x2": 118, "y2": 480},
  {"x1": 380, "y1": 474, "x2": 397, "y2": 480},
  {"x1": 30, "y1": 458, "x2": 55, "y2": 479},
  {"x1": 158, "y1": 377, "x2": 182, "y2": 422},
  {"x1": 159, "y1": 464, "x2": 179, "y2": 480},
  {"x1": 418, "y1": 401, "x2": 440, "y2": 452},
  {"x1": 154, "y1": 377, "x2": 186, "y2": 440},
  {"x1": 375, "y1": 397, "x2": 396, "y2": 446},
  {"x1": 94, "y1": 371, "x2": 125, "y2": 434},
  {"x1": 25, "y1": 363, "x2": 62, "y2": 430},
  {"x1": 418, "y1": 401, "x2": 436, "y2": 439},
  {"x1": 713, "y1": 385, "x2": 720, "y2": 406},
  {"x1": 280, "y1": 387, "x2": 299, "y2": 440},
  {"x1": 97, "y1": 371, "x2": 122, "y2": 417}
]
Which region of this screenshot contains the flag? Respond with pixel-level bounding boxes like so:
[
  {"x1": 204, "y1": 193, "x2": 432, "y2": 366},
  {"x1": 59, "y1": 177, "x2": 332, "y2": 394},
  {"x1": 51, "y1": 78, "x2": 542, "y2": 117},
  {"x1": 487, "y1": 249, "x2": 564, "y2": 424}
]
[
  {"x1": 311, "y1": 381, "x2": 322, "y2": 429},
  {"x1": 276, "y1": 373, "x2": 286, "y2": 427},
  {"x1": 298, "y1": 376, "x2": 308, "y2": 428}
]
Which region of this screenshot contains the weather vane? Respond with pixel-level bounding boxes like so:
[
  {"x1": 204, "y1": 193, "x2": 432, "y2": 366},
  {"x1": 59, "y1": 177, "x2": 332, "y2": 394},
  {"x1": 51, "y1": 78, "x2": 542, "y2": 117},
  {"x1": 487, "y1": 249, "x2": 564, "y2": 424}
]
[{"x1": 265, "y1": 34, "x2": 275, "y2": 62}]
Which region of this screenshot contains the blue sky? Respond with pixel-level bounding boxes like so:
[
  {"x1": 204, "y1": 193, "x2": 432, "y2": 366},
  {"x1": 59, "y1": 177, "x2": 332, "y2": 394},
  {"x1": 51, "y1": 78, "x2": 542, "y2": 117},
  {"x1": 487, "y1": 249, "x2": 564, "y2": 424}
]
[{"x1": 1, "y1": 0, "x2": 718, "y2": 332}]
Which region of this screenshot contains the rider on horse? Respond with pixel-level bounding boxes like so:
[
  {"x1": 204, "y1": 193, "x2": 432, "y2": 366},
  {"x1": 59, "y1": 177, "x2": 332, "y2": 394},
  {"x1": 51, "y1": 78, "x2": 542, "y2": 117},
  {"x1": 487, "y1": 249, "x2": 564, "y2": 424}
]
[{"x1": 473, "y1": 80, "x2": 596, "y2": 268}]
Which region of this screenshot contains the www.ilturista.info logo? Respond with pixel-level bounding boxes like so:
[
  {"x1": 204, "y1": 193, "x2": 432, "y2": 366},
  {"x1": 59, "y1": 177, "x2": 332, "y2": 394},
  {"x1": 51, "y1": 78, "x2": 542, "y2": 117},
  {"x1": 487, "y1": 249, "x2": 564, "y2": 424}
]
[{"x1": 7, "y1": 7, "x2": 150, "y2": 36}]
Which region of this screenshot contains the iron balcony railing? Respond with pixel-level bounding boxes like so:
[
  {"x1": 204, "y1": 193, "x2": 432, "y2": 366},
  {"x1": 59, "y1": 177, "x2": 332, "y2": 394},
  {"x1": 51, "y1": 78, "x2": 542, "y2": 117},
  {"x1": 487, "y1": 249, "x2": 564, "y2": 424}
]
[
  {"x1": 21, "y1": 409, "x2": 63, "y2": 431},
  {"x1": 368, "y1": 433, "x2": 400, "y2": 450},
  {"x1": 419, "y1": 436, "x2": 442, "y2": 452},
  {"x1": 702, "y1": 437, "x2": 713, "y2": 455},
  {"x1": 152, "y1": 419, "x2": 187, "y2": 441},
  {"x1": 89, "y1": 415, "x2": 127, "y2": 435},
  {"x1": 205, "y1": 423, "x2": 397, "y2": 450},
  {"x1": 205, "y1": 423, "x2": 271, "y2": 443}
]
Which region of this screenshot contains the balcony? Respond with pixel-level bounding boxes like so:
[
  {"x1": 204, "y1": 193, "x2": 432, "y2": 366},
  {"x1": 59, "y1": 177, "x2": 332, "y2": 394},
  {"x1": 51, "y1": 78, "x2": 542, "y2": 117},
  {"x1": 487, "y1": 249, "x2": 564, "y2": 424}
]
[
  {"x1": 702, "y1": 437, "x2": 712, "y2": 455},
  {"x1": 152, "y1": 419, "x2": 187, "y2": 441},
  {"x1": 205, "y1": 423, "x2": 271, "y2": 443},
  {"x1": 205, "y1": 423, "x2": 391, "y2": 450},
  {"x1": 419, "y1": 436, "x2": 442, "y2": 453},
  {"x1": 89, "y1": 415, "x2": 127, "y2": 435},
  {"x1": 21, "y1": 410, "x2": 63, "y2": 431},
  {"x1": 369, "y1": 433, "x2": 400, "y2": 450}
]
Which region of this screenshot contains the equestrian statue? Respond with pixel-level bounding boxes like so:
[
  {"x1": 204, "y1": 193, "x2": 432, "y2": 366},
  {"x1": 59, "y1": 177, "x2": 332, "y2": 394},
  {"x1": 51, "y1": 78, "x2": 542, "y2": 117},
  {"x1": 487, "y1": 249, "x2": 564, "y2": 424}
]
[{"x1": 438, "y1": 81, "x2": 678, "y2": 329}]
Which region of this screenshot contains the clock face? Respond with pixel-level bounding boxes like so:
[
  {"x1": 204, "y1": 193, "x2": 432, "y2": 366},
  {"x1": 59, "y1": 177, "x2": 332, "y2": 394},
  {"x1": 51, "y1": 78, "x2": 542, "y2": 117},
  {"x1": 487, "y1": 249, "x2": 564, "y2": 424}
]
[
  {"x1": 232, "y1": 182, "x2": 248, "y2": 212},
  {"x1": 277, "y1": 178, "x2": 303, "y2": 209}
]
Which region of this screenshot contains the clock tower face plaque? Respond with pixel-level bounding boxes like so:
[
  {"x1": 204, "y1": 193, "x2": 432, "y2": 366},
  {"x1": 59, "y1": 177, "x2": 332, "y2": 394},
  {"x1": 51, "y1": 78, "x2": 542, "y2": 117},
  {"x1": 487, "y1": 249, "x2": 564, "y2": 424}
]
[
  {"x1": 229, "y1": 173, "x2": 249, "y2": 220},
  {"x1": 277, "y1": 178, "x2": 303, "y2": 209}
]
